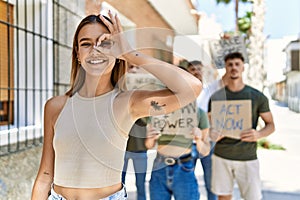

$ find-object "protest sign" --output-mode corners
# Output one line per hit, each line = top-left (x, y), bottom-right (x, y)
(125, 73), (164, 90)
(209, 36), (248, 69)
(151, 101), (198, 139)
(211, 100), (252, 139)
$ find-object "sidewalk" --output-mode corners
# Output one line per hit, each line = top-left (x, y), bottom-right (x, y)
(257, 100), (300, 200)
(125, 100), (300, 200)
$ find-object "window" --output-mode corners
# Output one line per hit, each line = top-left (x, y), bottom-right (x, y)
(0, 1), (14, 125)
(291, 50), (300, 71)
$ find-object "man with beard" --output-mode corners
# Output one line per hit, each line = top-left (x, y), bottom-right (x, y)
(208, 52), (275, 200)
(187, 61), (217, 200)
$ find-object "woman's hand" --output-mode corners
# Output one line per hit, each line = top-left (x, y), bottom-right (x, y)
(99, 11), (133, 59)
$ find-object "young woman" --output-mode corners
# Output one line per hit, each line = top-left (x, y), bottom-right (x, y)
(31, 12), (201, 200)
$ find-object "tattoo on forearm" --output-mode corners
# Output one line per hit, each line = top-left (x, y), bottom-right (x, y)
(151, 101), (166, 111)
(43, 171), (50, 175)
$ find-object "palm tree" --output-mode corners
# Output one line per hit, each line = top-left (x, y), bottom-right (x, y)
(215, 0), (267, 91)
(216, 0), (250, 34)
(238, 11), (252, 36)
(246, 0), (266, 91)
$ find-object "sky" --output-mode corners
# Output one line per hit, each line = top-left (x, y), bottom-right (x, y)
(195, 0), (300, 39)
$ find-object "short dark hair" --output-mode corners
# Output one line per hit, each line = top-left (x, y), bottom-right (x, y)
(224, 52), (244, 62)
(187, 60), (203, 68)
(178, 66), (188, 71)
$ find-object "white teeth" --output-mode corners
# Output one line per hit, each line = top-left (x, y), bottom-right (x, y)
(89, 60), (105, 64)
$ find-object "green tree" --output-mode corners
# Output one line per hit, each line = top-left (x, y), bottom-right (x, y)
(216, 0), (267, 92)
(216, 0), (250, 34)
(238, 11), (252, 35)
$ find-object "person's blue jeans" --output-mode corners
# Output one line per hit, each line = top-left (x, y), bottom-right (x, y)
(48, 184), (127, 200)
(122, 151), (147, 200)
(149, 153), (199, 200)
(192, 142), (217, 200)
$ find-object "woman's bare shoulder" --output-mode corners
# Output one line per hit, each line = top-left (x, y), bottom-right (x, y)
(44, 95), (69, 117)
(46, 95), (69, 108)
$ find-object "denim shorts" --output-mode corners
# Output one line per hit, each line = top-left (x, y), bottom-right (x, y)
(48, 184), (127, 200)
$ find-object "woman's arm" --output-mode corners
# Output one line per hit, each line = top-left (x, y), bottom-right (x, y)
(125, 52), (202, 119)
(32, 100), (55, 199)
(100, 13), (202, 121)
(32, 96), (66, 199)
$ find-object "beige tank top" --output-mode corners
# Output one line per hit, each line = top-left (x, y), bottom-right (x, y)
(53, 89), (131, 188)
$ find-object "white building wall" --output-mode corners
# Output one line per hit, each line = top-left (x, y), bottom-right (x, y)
(287, 72), (300, 112)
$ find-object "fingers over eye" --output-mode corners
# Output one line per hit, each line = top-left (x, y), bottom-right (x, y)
(114, 14), (123, 32)
(108, 11), (119, 32)
(108, 10), (115, 23)
(100, 15), (112, 32)
(97, 34), (111, 46)
(99, 14), (114, 33)
(99, 11), (123, 36)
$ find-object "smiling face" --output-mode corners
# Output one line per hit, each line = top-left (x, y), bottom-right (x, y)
(77, 23), (115, 76)
(225, 58), (244, 80)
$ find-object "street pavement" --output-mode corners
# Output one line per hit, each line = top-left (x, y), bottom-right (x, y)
(124, 100), (300, 200)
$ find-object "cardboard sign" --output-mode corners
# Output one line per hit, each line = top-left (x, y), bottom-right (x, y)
(211, 100), (252, 139)
(209, 36), (248, 69)
(125, 73), (164, 90)
(151, 101), (198, 138)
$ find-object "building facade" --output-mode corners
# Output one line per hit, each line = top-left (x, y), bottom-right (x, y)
(0, 0), (85, 156)
(284, 38), (300, 112)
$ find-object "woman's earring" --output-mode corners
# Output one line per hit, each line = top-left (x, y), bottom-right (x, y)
(116, 58), (121, 63)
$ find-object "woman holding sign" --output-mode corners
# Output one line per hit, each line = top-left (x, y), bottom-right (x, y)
(31, 12), (201, 200)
